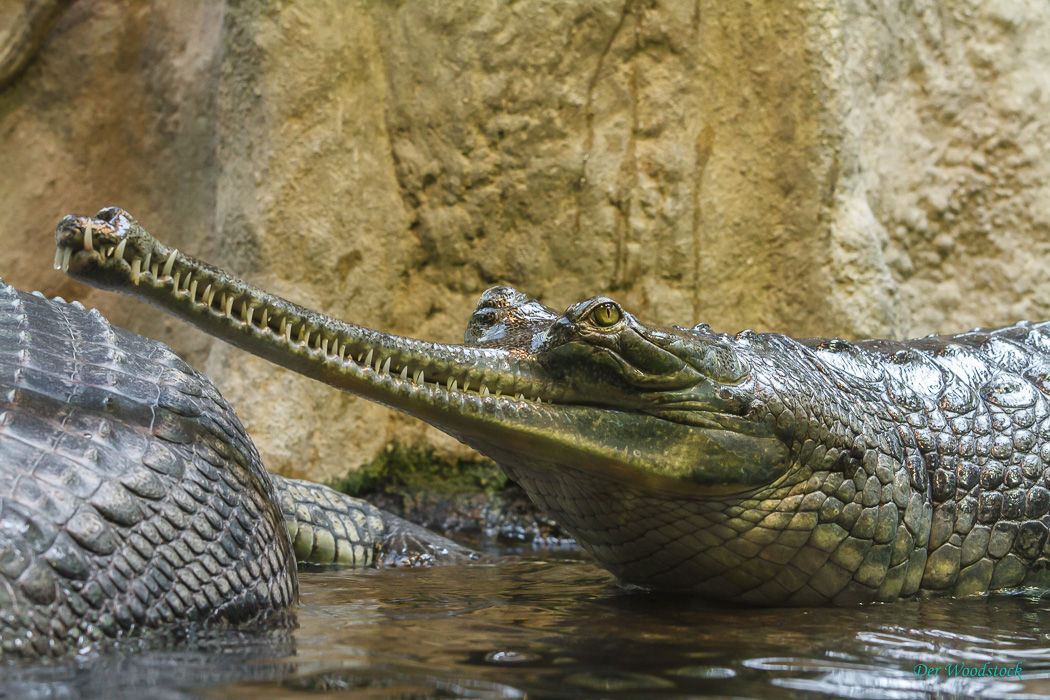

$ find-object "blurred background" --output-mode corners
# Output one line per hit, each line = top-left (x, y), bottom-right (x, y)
(3, 0), (1050, 482)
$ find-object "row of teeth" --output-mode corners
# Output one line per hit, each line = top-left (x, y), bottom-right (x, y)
(55, 233), (547, 404)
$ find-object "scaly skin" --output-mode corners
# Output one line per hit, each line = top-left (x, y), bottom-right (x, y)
(55, 208), (1050, 604)
(0, 280), (295, 658)
(0, 278), (469, 658)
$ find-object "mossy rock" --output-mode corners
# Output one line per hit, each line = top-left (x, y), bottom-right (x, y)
(327, 443), (572, 547)
(327, 443), (508, 497)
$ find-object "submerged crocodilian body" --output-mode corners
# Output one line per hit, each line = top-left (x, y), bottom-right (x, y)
(56, 208), (1050, 606)
(0, 277), (466, 659)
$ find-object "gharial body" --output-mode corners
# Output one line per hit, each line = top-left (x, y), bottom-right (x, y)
(0, 276), (466, 659)
(50, 207), (1050, 609)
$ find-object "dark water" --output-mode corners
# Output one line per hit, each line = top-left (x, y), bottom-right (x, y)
(5, 551), (1050, 698)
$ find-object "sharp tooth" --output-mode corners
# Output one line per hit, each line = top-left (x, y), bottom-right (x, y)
(243, 303), (253, 325)
(143, 251), (152, 271)
(131, 258), (142, 283)
(224, 294), (234, 317)
(414, 370), (424, 384)
(114, 238), (128, 260)
(494, 388), (502, 397)
(183, 272), (192, 291)
(481, 384), (489, 396)
(61, 247), (71, 272)
(303, 329), (312, 346)
(162, 250), (178, 277)
(53, 248), (62, 270)
(364, 349), (373, 367)
(515, 393), (524, 401)
(381, 357), (391, 374)
(260, 308), (269, 329)
(189, 279), (198, 301)
(151, 263), (159, 278)
(283, 322), (292, 341)
(338, 344), (347, 361)
(448, 378), (458, 392)
(315, 334), (322, 350)
(462, 380), (470, 393)
(279, 317), (287, 336)
(203, 284), (213, 306)
(172, 271), (181, 291)
(83, 221), (93, 251)
(399, 366), (408, 380)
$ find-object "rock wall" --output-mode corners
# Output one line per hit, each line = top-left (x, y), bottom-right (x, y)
(3, 0), (1050, 481)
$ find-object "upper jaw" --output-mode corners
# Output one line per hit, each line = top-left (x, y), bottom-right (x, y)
(55, 209), (171, 288)
(54, 209), (560, 409)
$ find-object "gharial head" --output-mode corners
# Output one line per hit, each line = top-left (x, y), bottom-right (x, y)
(56, 208), (828, 597)
(460, 284), (795, 490)
(55, 208), (792, 494)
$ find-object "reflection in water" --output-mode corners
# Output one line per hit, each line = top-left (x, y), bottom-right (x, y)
(0, 618), (299, 699)
(6, 552), (1050, 698)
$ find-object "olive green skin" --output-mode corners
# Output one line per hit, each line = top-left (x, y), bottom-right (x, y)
(53, 208), (1050, 605)
(462, 286), (1050, 603)
(478, 288), (1050, 603)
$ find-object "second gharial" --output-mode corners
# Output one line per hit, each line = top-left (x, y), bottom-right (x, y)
(56, 207), (1050, 605)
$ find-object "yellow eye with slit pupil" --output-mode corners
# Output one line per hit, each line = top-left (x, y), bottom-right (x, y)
(592, 303), (621, 327)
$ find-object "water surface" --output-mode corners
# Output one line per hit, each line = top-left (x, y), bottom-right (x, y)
(5, 551), (1050, 698)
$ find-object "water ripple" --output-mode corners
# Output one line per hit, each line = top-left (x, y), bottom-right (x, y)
(7, 556), (1050, 698)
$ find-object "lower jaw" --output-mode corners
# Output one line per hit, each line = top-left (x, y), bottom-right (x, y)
(489, 451), (742, 588)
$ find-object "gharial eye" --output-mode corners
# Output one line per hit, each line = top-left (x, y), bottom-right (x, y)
(591, 302), (622, 327)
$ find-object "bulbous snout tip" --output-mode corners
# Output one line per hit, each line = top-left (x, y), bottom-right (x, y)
(55, 207), (135, 249)
(465, 285), (560, 348)
(464, 286), (527, 343)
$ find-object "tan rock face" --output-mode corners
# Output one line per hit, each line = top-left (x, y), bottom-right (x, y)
(3, 1), (1050, 480)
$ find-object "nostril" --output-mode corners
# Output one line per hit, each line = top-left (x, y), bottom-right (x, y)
(55, 215), (90, 247)
(470, 308), (501, 327)
(474, 286), (523, 311)
(95, 207), (125, 223)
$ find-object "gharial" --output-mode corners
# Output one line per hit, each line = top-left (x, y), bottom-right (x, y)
(52, 207), (1050, 608)
(0, 272), (467, 660)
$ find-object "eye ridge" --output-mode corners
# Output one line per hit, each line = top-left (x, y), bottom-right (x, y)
(590, 302), (622, 328)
